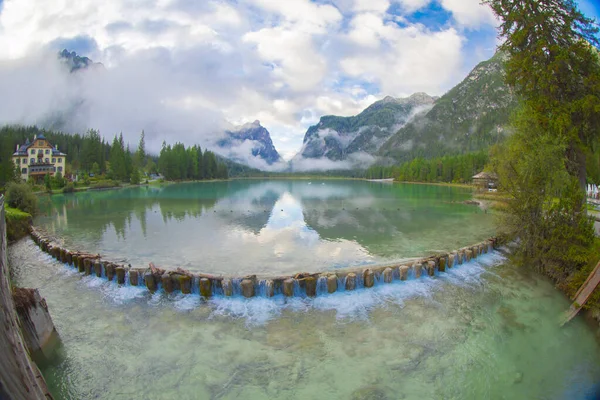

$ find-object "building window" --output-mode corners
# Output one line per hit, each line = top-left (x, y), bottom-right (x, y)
(45, 158), (49, 163)
(30, 158), (35, 164)
(58, 167), (63, 172)
(15, 159), (20, 164)
(52, 158), (56, 163)
(38, 141), (43, 146)
(22, 159), (27, 164)
(30, 149), (35, 155)
(58, 158), (62, 163)
(21, 168), (26, 174)
(45, 149), (49, 154)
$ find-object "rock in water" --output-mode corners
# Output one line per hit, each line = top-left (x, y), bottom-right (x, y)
(363, 269), (374, 288)
(241, 279), (255, 298)
(199, 278), (212, 297)
(327, 275), (337, 293)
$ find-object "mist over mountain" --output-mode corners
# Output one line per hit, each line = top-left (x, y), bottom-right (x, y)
(218, 120), (282, 165)
(58, 49), (103, 72)
(379, 52), (517, 163)
(291, 92), (437, 169)
(290, 52), (517, 171)
(3, 49), (517, 173)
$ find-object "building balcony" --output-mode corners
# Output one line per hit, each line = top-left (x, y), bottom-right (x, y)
(28, 165), (56, 175)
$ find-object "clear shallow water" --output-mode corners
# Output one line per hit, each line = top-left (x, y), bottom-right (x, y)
(9, 239), (600, 400)
(35, 180), (494, 275)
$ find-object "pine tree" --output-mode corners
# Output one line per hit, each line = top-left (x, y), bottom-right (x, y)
(483, 0), (600, 191)
(135, 130), (146, 169)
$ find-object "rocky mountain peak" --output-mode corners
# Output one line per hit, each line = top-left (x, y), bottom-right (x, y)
(218, 121), (281, 165)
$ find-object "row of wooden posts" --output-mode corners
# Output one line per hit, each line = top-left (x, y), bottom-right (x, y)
(29, 227), (499, 298)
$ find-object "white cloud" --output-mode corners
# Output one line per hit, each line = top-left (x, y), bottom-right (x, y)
(0, 0), (499, 168)
(440, 0), (498, 28)
(395, 0), (431, 13)
(353, 0), (390, 14)
(342, 21), (464, 95)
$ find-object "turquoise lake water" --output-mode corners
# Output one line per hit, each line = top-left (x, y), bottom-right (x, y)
(34, 180), (495, 275)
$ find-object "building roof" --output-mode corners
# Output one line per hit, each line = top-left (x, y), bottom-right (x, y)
(12, 135), (66, 157)
(472, 171), (498, 180)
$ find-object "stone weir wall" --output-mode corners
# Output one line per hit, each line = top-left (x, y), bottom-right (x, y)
(30, 225), (500, 299)
(0, 196), (53, 400)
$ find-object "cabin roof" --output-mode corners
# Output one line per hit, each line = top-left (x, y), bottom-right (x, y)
(472, 171), (498, 180)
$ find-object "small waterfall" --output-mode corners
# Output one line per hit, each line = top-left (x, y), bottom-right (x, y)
(337, 276), (346, 292)
(213, 279), (224, 296)
(257, 280), (267, 297)
(374, 271), (384, 286)
(356, 272), (364, 289)
(292, 279), (303, 297)
(316, 276), (328, 296)
(273, 280), (283, 296)
(231, 278), (242, 296)
(191, 276), (200, 295)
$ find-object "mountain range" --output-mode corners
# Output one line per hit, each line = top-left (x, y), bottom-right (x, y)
(48, 49), (517, 171)
(295, 92), (437, 164)
(295, 52), (516, 166)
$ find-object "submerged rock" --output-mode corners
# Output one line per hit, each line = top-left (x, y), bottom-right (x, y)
(514, 371), (523, 384)
(351, 385), (391, 400)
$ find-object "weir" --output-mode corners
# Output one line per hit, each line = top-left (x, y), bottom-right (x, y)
(28, 225), (500, 300)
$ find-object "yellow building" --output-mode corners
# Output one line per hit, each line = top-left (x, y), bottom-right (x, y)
(12, 134), (67, 183)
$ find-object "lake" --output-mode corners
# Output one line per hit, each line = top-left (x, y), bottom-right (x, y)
(34, 180), (495, 276)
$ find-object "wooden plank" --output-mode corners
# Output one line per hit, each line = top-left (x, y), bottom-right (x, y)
(562, 261), (600, 326)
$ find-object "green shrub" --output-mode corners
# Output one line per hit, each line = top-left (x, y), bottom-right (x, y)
(51, 172), (66, 189)
(5, 182), (38, 215)
(90, 180), (120, 190)
(5, 207), (31, 241)
(62, 182), (75, 193)
(130, 168), (141, 185)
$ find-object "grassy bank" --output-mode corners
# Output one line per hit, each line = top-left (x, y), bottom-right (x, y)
(5, 207), (31, 242)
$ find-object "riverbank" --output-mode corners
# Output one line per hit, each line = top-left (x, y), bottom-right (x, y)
(5, 206), (32, 242)
(0, 196), (53, 399)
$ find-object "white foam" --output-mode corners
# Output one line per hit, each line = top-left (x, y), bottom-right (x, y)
(173, 293), (202, 311)
(209, 296), (284, 326)
(58, 246), (507, 326)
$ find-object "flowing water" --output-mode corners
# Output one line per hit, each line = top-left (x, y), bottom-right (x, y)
(34, 180), (494, 275)
(9, 239), (600, 400)
(12, 180), (600, 399)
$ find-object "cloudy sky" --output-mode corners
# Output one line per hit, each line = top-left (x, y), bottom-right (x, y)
(0, 0), (598, 162)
